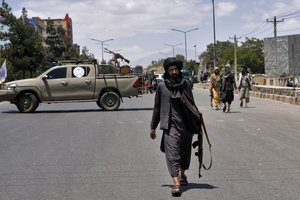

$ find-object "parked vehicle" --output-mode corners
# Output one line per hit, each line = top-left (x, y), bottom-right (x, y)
(0, 60), (140, 112)
(181, 69), (194, 89)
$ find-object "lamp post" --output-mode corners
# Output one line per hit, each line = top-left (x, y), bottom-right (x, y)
(91, 38), (114, 63)
(159, 52), (169, 58)
(212, 0), (216, 66)
(164, 43), (182, 57)
(193, 44), (197, 62)
(171, 28), (199, 61)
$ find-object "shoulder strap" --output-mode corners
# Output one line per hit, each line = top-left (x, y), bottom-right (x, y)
(200, 115), (212, 170)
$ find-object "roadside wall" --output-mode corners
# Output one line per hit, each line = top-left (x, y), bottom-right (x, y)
(194, 83), (300, 106)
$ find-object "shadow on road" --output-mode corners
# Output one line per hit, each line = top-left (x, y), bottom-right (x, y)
(1, 107), (153, 114)
(162, 182), (218, 193)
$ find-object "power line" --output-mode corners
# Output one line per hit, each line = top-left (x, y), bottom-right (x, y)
(240, 21), (268, 38)
(278, 9), (300, 18)
(252, 25), (274, 37)
(278, 27), (300, 33)
(282, 13), (300, 20)
(238, 10), (300, 39)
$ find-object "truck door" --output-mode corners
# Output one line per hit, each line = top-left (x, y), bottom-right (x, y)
(41, 67), (71, 101)
(68, 66), (95, 100)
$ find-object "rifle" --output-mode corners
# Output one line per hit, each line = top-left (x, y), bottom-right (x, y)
(192, 115), (212, 178)
(104, 48), (130, 64)
(180, 89), (212, 178)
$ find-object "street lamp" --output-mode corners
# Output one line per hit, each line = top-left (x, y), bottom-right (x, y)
(91, 38), (114, 63)
(212, 0), (216, 66)
(164, 43), (182, 57)
(159, 52), (169, 58)
(193, 44), (197, 62)
(171, 28), (199, 62)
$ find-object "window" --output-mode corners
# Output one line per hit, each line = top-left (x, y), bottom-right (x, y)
(47, 68), (67, 79)
(72, 66), (90, 78)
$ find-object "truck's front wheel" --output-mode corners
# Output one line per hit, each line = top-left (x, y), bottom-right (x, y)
(98, 92), (120, 111)
(16, 92), (39, 113)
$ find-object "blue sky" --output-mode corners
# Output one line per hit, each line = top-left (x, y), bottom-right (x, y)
(5, 0), (300, 66)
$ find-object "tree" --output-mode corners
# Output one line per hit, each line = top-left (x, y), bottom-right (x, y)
(1, 6), (46, 79)
(0, 0), (16, 41)
(237, 37), (264, 74)
(175, 54), (185, 63)
(80, 46), (94, 59)
(45, 18), (66, 61)
(183, 60), (198, 76)
(200, 38), (264, 74)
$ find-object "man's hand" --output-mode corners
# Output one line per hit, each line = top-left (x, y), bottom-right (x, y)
(150, 129), (156, 140)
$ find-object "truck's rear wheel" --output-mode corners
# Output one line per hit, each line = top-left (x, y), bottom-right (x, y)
(98, 92), (120, 111)
(16, 92), (39, 113)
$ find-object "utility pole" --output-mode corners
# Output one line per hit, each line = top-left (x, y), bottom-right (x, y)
(229, 34), (241, 80)
(267, 16), (284, 38)
(212, 0), (217, 66)
(266, 16), (284, 75)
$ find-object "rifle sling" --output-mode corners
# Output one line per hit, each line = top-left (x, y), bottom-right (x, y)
(200, 116), (212, 170)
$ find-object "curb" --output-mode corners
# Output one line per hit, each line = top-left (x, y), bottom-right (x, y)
(194, 83), (299, 106)
(250, 91), (299, 105)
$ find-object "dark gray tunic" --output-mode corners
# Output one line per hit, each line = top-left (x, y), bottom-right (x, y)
(163, 92), (193, 177)
(151, 80), (194, 177)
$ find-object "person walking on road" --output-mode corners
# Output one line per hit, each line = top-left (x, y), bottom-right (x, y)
(209, 66), (221, 110)
(149, 57), (196, 197)
(237, 65), (252, 108)
(221, 64), (237, 112)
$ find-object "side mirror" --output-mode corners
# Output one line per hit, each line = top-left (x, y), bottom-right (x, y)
(42, 75), (48, 80)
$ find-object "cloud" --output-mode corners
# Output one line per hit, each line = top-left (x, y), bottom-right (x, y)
(216, 2), (237, 17)
(11, 0), (212, 65)
(11, 0), (299, 66)
(18, 0), (209, 39)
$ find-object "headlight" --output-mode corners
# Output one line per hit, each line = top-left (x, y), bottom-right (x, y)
(7, 83), (18, 90)
(0, 84), (8, 90)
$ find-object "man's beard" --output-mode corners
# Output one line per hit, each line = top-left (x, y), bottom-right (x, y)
(170, 74), (181, 83)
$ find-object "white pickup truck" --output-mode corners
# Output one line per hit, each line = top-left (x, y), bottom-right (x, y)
(0, 60), (140, 112)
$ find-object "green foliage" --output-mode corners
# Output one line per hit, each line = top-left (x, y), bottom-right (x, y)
(80, 46), (94, 59)
(184, 60), (198, 76)
(45, 18), (66, 60)
(237, 37), (264, 74)
(146, 58), (164, 70)
(175, 54), (185, 62)
(1, 6), (46, 79)
(0, 1), (87, 81)
(201, 37), (264, 74)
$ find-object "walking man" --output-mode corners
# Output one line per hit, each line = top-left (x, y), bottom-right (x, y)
(221, 64), (237, 112)
(209, 66), (221, 110)
(149, 57), (196, 197)
(237, 65), (252, 107)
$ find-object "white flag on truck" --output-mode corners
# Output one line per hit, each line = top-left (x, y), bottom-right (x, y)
(0, 59), (7, 82)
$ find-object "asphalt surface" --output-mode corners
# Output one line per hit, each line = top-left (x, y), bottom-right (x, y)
(0, 89), (299, 200)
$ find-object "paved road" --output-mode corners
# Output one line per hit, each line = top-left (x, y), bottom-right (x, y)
(0, 89), (299, 200)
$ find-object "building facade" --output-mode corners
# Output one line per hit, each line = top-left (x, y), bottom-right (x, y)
(264, 34), (300, 76)
(29, 13), (73, 49)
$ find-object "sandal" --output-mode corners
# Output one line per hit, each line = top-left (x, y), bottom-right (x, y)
(171, 185), (181, 197)
(179, 175), (188, 186)
(240, 101), (243, 107)
(223, 104), (227, 112)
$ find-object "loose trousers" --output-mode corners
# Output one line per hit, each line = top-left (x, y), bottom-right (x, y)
(163, 126), (193, 177)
